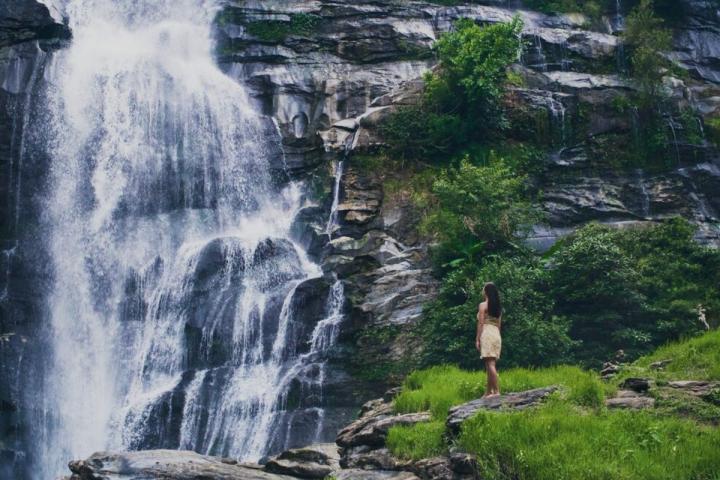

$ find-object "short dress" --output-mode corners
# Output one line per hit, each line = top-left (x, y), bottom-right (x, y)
(480, 316), (502, 359)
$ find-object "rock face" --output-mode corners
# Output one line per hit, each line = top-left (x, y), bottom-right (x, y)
(0, 2), (69, 478)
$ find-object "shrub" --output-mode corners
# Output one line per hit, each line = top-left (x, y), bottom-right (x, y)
(381, 17), (523, 162)
(422, 154), (540, 264)
(245, 13), (320, 42)
(548, 219), (720, 365)
(623, 0), (672, 104)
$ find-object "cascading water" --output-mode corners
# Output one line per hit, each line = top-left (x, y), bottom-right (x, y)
(34, 0), (342, 477)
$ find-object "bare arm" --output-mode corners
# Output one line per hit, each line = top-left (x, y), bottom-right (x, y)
(475, 303), (486, 351)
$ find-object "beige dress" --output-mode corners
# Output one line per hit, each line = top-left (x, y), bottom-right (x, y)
(480, 316), (502, 359)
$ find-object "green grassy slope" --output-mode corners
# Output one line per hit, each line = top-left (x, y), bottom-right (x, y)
(386, 330), (720, 479)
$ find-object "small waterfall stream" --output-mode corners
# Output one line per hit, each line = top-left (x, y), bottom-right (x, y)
(32, 0), (343, 477)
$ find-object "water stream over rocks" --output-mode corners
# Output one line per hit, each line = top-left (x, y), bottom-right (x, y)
(30, 0), (342, 477)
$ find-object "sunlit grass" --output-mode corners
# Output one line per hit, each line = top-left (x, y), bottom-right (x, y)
(388, 331), (720, 473)
(616, 329), (720, 383)
(460, 400), (720, 480)
(394, 364), (609, 419)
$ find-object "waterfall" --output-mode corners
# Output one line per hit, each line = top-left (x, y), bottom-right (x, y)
(33, 0), (342, 477)
(326, 160), (345, 237)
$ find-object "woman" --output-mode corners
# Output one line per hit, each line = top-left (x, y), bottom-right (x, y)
(475, 282), (502, 398)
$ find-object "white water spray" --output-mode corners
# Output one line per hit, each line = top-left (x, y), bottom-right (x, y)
(36, 0), (341, 477)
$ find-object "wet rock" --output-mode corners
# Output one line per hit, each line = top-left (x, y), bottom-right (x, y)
(264, 443), (340, 479)
(446, 387), (558, 435)
(290, 205), (329, 261)
(67, 450), (294, 480)
(606, 390), (656, 409)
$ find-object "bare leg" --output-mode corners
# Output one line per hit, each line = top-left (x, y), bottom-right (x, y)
(486, 358), (500, 396)
(482, 358), (492, 398)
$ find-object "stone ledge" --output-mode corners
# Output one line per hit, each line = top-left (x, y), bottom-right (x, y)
(446, 386), (559, 435)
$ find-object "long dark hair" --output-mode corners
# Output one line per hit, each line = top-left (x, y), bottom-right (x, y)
(484, 282), (502, 318)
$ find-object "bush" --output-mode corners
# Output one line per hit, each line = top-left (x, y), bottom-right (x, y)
(381, 17), (523, 162)
(245, 13), (320, 42)
(422, 154), (540, 265)
(548, 219), (720, 365)
(624, 0), (672, 99)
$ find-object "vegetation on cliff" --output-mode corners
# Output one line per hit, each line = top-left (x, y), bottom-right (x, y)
(375, 12), (720, 371)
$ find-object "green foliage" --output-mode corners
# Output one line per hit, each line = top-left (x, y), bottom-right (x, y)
(459, 401), (720, 480)
(385, 421), (447, 460)
(549, 219), (720, 365)
(388, 332), (720, 476)
(706, 117), (720, 146)
(618, 329), (720, 383)
(245, 13), (320, 42)
(423, 154), (540, 262)
(623, 0), (672, 104)
(421, 255), (574, 370)
(381, 18), (523, 162)
(523, 0), (605, 18)
(422, 217), (720, 369)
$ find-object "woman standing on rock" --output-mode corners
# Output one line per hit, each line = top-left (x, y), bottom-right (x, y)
(476, 282), (502, 398)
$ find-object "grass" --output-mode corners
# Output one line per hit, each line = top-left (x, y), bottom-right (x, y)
(394, 364), (608, 419)
(385, 421), (447, 460)
(615, 329), (720, 384)
(459, 400), (720, 480)
(387, 331), (720, 471)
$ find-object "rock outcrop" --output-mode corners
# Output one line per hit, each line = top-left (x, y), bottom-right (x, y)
(446, 386), (559, 434)
(66, 450), (295, 480)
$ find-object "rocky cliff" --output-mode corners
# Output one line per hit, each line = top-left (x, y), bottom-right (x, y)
(213, 0), (720, 417)
(0, 1), (69, 477)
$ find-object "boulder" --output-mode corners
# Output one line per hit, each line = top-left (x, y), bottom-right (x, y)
(620, 377), (651, 393)
(446, 387), (558, 435)
(668, 380), (720, 397)
(335, 470), (420, 480)
(649, 359), (673, 370)
(264, 443), (340, 479)
(605, 390), (656, 409)
(337, 410), (431, 448)
(341, 447), (412, 471)
(67, 450), (295, 480)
